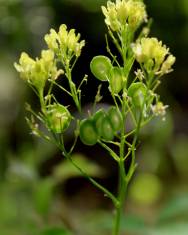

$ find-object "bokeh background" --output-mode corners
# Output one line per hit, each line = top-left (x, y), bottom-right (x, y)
(0, 0), (188, 235)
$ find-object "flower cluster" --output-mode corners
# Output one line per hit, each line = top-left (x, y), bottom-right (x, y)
(14, 50), (59, 90)
(14, 23), (85, 93)
(132, 37), (175, 75)
(45, 24), (85, 64)
(102, 0), (147, 31)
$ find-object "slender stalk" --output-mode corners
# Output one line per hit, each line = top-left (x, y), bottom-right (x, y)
(59, 142), (119, 207)
(98, 140), (119, 162)
(39, 89), (46, 114)
(66, 153), (118, 205)
(65, 65), (81, 112)
(113, 100), (127, 235)
(127, 83), (152, 182)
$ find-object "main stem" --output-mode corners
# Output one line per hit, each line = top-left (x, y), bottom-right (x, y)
(113, 104), (127, 235)
(113, 160), (127, 235)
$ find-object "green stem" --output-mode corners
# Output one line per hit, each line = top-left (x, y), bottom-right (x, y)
(126, 117), (142, 182)
(109, 30), (123, 57)
(39, 89), (46, 114)
(113, 101), (127, 235)
(59, 142), (118, 206)
(127, 84), (151, 182)
(67, 153), (118, 205)
(113, 160), (127, 235)
(98, 140), (119, 162)
(66, 66), (81, 112)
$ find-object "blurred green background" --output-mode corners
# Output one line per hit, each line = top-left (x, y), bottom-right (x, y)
(0, 0), (188, 235)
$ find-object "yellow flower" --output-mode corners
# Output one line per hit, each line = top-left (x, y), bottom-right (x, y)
(160, 55), (176, 75)
(132, 37), (175, 74)
(102, 1), (120, 31)
(133, 37), (174, 71)
(44, 24), (85, 62)
(40, 50), (59, 79)
(44, 29), (59, 51)
(127, 0), (147, 29)
(59, 24), (68, 45)
(14, 52), (35, 81)
(102, 0), (147, 32)
(14, 49), (59, 89)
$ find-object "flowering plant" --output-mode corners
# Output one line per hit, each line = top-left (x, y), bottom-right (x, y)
(14, 0), (175, 234)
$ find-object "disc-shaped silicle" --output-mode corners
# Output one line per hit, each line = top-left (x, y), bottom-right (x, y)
(109, 67), (124, 94)
(101, 116), (114, 141)
(127, 82), (147, 107)
(47, 104), (71, 133)
(107, 106), (122, 132)
(90, 55), (112, 81)
(79, 119), (99, 146)
(93, 109), (106, 137)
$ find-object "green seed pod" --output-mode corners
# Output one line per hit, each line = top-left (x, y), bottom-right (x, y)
(107, 106), (122, 132)
(79, 119), (98, 146)
(127, 82), (147, 107)
(109, 67), (124, 94)
(90, 55), (112, 81)
(93, 109), (106, 137)
(47, 104), (71, 133)
(101, 116), (114, 141)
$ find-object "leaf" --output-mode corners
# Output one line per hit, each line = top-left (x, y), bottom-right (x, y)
(53, 153), (104, 183)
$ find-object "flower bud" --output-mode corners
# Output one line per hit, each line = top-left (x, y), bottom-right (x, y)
(44, 29), (59, 52)
(14, 52), (35, 81)
(160, 55), (176, 74)
(44, 24), (85, 61)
